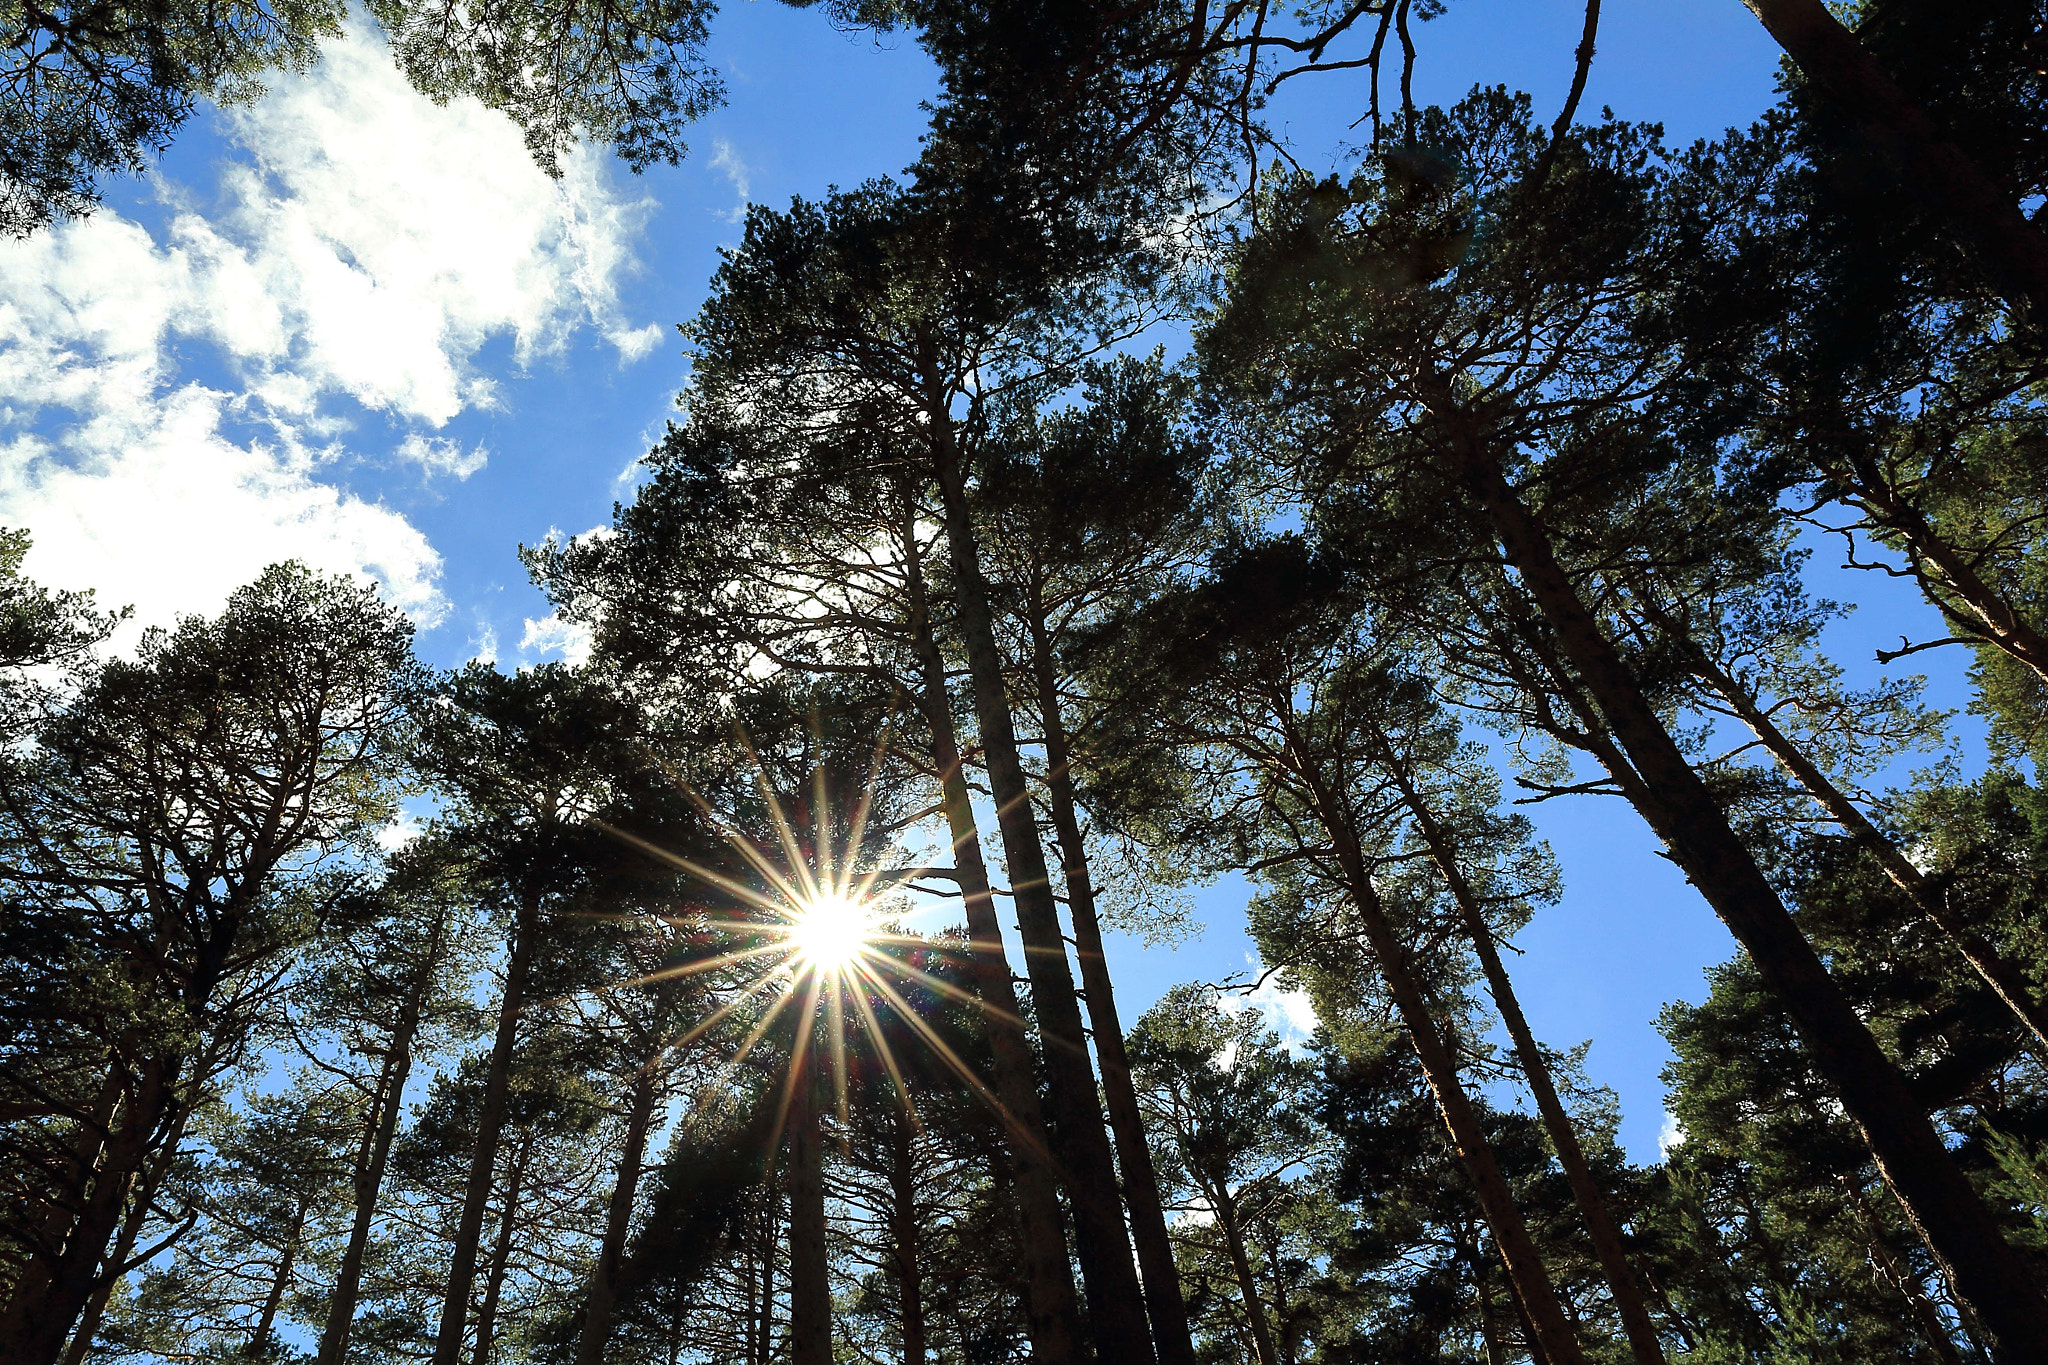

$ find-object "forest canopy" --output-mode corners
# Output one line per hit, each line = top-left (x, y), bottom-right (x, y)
(4, 1), (2048, 1365)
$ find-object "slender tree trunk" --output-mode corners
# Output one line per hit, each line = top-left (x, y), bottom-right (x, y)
(1291, 745), (1587, 1365)
(246, 1204), (308, 1360)
(6, 1068), (124, 1316)
(432, 896), (540, 1365)
(1451, 434), (2048, 1360)
(1833, 453), (2048, 688)
(58, 1169), (154, 1365)
(886, 1118), (928, 1365)
(576, 1061), (662, 1365)
(787, 1077), (832, 1365)
(1675, 632), (2048, 1060)
(1261, 1221), (1295, 1365)
(467, 1148), (525, 1365)
(1209, 1183), (1279, 1365)
(1365, 723), (1666, 1365)
(754, 1195), (779, 1365)
(2, 1057), (177, 1365)
(1501, 1264), (1555, 1365)
(924, 399), (1155, 1365)
(1738, 0), (2048, 327)
(319, 900), (448, 1365)
(1841, 1179), (1966, 1365)
(1468, 1234), (1507, 1365)
(901, 501), (1086, 1365)
(1022, 600), (1199, 1365)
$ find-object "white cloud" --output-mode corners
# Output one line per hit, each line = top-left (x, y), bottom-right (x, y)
(470, 620), (500, 666)
(396, 433), (487, 481)
(1223, 966), (1321, 1051)
(708, 138), (752, 225)
(377, 809), (426, 851)
(520, 611), (594, 667)
(1658, 1110), (1685, 1157)
(0, 20), (664, 637)
(0, 386), (444, 641)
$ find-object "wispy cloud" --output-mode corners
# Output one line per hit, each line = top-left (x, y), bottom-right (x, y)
(709, 137), (753, 224)
(0, 21), (663, 637)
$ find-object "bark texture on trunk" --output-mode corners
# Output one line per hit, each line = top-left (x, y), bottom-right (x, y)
(902, 514), (1085, 1365)
(1740, 0), (2048, 325)
(926, 416), (1154, 1365)
(1367, 726), (1666, 1365)
(431, 899), (540, 1365)
(1456, 439), (2048, 1360)
(787, 1079), (832, 1365)
(575, 1063), (662, 1365)
(1023, 603), (1199, 1365)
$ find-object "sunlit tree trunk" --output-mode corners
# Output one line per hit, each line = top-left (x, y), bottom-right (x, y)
(432, 891), (541, 1365)
(924, 383), (1155, 1365)
(1022, 597), (1199, 1365)
(901, 496), (1085, 1365)
(1450, 431), (2048, 1360)
(1207, 1182), (1278, 1365)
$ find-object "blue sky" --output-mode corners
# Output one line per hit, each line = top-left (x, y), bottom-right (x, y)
(0, 0), (1971, 1160)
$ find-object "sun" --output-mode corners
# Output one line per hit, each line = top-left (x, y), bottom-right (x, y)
(786, 890), (874, 973)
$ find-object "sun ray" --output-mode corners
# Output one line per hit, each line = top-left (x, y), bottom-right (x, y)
(854, 963), (1053, 1165)
(765, 972), (826, 1161)
(843, 968), (920, 1132)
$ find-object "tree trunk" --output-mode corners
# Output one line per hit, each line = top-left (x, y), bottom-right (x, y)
(432, 898), (540, 1365)
(6, 1068), (124, 1317)
(901, 500), (1086, 1365)
(886, 1117), (928, 1365)
(787, 1077), (832, 1365)
(57, 1163), (154, 1365)
(0, 1056), (177, 1365)
(1261, 1221), (1295, 1365)
(925, 402), (1155, 1365)
(319, 898), (449, 1365)
(1453, 435), (2048, 1361)
(1832, 451), (2048, 690)
(1365, 721), (1667, 1365)
(1209, 1183), (1279, 1365)
(246, 1203), (307, 1360)
(468, 1142), (528, 1365)
(1292, 746), (1587, 1365)
(1738, 0), (2048, 326)
(1674, 628), (2048, 1061)
(1023, 599), (1199, 1365)
(576, 1061), (662, 1365)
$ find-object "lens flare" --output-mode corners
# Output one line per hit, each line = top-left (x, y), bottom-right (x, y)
(787, 890), (873, 972)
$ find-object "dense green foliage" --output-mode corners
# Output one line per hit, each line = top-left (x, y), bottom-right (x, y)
(5, 0), (2048, 1364)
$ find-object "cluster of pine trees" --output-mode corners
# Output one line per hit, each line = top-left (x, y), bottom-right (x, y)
(6, 0), (2048, 1362)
